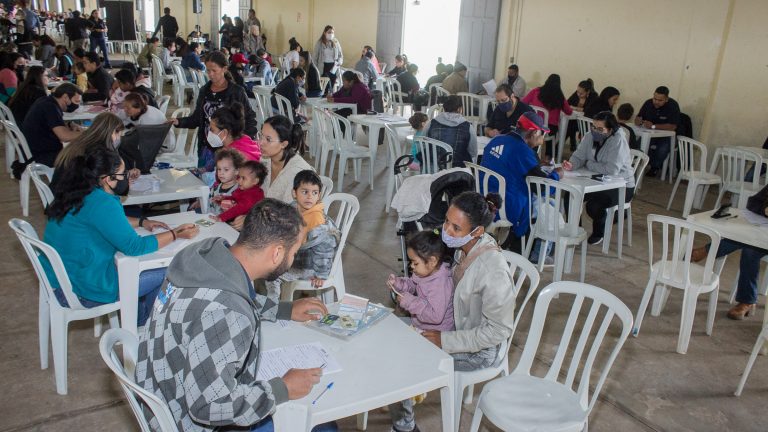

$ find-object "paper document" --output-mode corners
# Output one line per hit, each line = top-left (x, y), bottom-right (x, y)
(331, 294), (369, 331)
(742, 210), (768, 226)
(256, 342), (342, 381)
(482, 79), (497, 96)
(131, 175), (161, 193)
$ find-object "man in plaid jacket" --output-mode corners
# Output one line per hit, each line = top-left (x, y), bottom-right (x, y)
(135, 199), (332, 431)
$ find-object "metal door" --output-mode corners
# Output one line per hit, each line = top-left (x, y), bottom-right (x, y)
(376, 0), (405, 71)
(456, 0), (501, 92)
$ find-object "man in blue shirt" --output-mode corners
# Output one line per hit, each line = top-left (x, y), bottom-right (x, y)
(635, 86), (680, 177)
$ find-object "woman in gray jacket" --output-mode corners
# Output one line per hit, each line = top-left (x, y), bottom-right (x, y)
(312, 25), (343, 92)
(562, 110), (635, 245)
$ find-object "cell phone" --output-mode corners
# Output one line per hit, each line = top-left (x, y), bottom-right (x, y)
(712, 203), (731, 219)
(320, 314), (339, 325)
(195, 219), (215, 227)
(591, 174), (604, 181)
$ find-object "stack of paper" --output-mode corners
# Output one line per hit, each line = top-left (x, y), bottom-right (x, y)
(256, 342), (342, 381)
(331, 294), (369, 331)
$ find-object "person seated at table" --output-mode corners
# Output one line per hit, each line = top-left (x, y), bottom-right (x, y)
(0, 51), (25, 103)
(327, 69), (372, 117)
(172, 50), (258, 170)
(52, 45), (74, 80)
(481, 111), (562, 252)
(392, 191), (516, 432)
(426, 95), (476, 168)
(397, 63), (428, 110)
(136, 199), (337, 432)
(691, 185), (768, 320)
(112, 69), (157, 112)
(634, 85), (680, 177)
(299, 50), (323, 97)
(501, 63), (527, 98)
(8, 65), (47, 124)
(201, 147), (244, 215)
(31, 34), (55, 68)
(71, 47), (87, 64)
(567, 78), (597, 113)
(522, 73), (573, 158)
(387, 54), (408, 77)
(363, 45), (382, 74)
(137, 36), (160, 69)
(159, 38), (175, 73)
(424, 62), (448, 103)
(282, 37), (301, 77)
(22, 82), (83, 168)
(45, 146), (199, 326)
(180, 41), (205, 73)
(355, 48), (378, 89)
(562, 111), (635, 246)
(745, 135), (768, 181)
(616, 103), (639, 150)
(82, 51), (114, 103)
(212, 160), (266, 223)
(228, 52), (254, 98)
(267, 170), (340, 297)
(207, 103), (262, 168)
(584, 86), (620, 118)
(484, 83), (533, 138)
(440, 61), (469, 95)
(72, 61), (88, 92)
(272, 67), (306, 122)
(248, 49), (274, 86)
(255, 115), (314, 205)
(122, 92), (175, 152)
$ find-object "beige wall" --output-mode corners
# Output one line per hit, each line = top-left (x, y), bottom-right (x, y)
(496, 0), (768, 151)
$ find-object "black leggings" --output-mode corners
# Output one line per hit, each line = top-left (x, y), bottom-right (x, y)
(585, 187), (635, 236)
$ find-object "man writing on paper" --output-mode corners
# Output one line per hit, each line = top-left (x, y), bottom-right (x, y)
(136, 199), (337, 432)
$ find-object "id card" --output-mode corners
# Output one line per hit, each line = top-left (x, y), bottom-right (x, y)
(196, 219), (215, 227)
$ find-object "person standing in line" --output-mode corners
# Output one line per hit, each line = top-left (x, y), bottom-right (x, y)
(87, 9), (111, 68)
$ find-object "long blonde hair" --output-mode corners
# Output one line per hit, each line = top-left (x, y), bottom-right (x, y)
(55, 112), (125, 169)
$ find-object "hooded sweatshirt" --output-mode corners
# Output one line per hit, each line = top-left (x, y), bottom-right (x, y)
(135, 238), (294, 432)
(393, 262), (455, 331)
(427, 111), (477, 167)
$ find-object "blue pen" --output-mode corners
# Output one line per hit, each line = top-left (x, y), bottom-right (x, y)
(312, 382), (334, 405)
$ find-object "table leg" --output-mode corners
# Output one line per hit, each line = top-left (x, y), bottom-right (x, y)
(368, 125), (382, 188)
(437, 358), (455, 432)
(273, 403), (311, 432)
(198, 186), (210, 214)
(640, 134), (651, 154)
(116, 257), (140, 337)
(664, 136), (677, 184)
(556, 115), (569, 163)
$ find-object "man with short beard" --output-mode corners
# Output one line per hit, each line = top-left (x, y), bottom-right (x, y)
(136, 199), (333, 431)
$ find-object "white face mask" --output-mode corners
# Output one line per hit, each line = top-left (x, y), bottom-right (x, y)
(441, 226), (479, 249)
(207, 130), (225, 148)
(326, 32), (335, 40)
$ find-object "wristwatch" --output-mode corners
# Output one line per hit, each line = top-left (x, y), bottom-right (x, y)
(651, 124), (656, 130)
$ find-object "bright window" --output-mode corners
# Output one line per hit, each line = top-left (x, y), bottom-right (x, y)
(220, 0), (239, 26)
(401, 0), (462, 87)
(142, 0), (156, 34)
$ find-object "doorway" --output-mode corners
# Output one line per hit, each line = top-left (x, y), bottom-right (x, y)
(220, 0), (239, 25)
(401, 0), (462, 87)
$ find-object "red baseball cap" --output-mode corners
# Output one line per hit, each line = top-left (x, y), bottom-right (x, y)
(517, 111), (550, 133)
(231, 53), (248, 65)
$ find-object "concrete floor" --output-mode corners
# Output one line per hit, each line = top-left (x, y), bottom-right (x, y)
(1, 119), (767, 432)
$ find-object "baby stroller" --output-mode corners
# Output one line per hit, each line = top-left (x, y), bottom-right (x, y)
(390, 165), (474, 276)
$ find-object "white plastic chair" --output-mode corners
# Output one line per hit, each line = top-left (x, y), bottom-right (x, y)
(469, 281), (634, 432)
(457, 92), (482, 132)
(412, 136), (453, 174)
(524, 177), (587, 282)
(150, 54), (174, 97)
(281, 193), (360, 304)
(715, 147), (763, 210)
(465, 162), (512, 245)
(5, 120), (38, 216)
(735, 323), (768, 396)
(633, 214), (721, 354)
(27, 163), (54, 210)
(9, 219), (121, 395)
(155, 108), (198, 168)
(319, 175), (334, 200)
(383, 122), (411, 212)
(427, 82), (443, 106)
(454, 251), (540, 431)
(666, 137), (721, 218)
(171, 63), (198, 107)
(249, 96), (267, 128)
(319, 76), (330, 95)
(434, 85), (450, 102)
(312, 108), (334, 176)
(532, 105), (557, 160)
(386, 79), (411, 116)
(0, 102), (16, 175)
(99, 329), (177, 432)
(273, 93), (294, 124)
(327, 113), (374, 191)
(425, 103), (443, 120)
(157, 95), (170, 116)
(601, 150), (649, 254)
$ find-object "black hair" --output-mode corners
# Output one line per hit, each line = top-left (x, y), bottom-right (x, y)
(289, 37), (301, 51)
(495, 83), (513, 97)
(655, 86), (670, 96)
(163, 7), (170, 13)
(8, 65), (45, 108)
(292, 169), (322, 190)
(407, 230), (452, 265)
(83, 51), (100, 65)
(123, 92), (148, 117)
(163, 38), (175, 49)
(364, 50), (373, 59)
(211, 103), (246, 137)
(508, 64), (519, 71)
(1, 52), (22, 69)
(236, 198), (306, 250)
(263, 115), (304, 163)
(443, 95), (462, 113)
(289, 67), (306, 79)
(538, 73), (565, 111)
(205, 50), (234, 81)
(341, 69), (360, 84)
(240, 160), (268, 186)
(73, 47), (85, 58)
(617, 103), (634, 121)
(407, 63), (418, 73)
(47, 146), (122, 221)
(189, 42), (200, 51)
(148, 37), (159, 44)
(598, 86), (620, 102)
(577, 78), (595, 94)
(214, 147), (246, 168)
(256, 48), (266, 57)
(33, 34), (56, 46)
(52, 82), (83, 98)
(593, 111), (620, 136)
(114, 69), (135, 85)
(450, 191), (499, 229)
(72, 61), (85, 74)
(409, 112), (428, 129)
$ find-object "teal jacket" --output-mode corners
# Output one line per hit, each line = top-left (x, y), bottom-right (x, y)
(44, 188), (159, 303)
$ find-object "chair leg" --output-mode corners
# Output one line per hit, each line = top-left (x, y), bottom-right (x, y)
(385, 173), (395, 213)
(626, 207), (633, 247)
(633, 273), (658, 337)
(602, 207), (614, 255)
(355, 412), (368, 430)
(108, 311), (120, 329)
(553, 243), (567, 282)
(468, 398), (485, 432)
(651, 284), (671, 316)
(714, 186), (726, 210)
(666, 176), (682, 211)
(706, 288), (718, 336)
(368, 156), (375, 190)
(681, 182), (697, 218)
(735, 327), (768, 396)
(677, 289), (698, 354)
(39, 294), (49, 370)
(580, 240), (587, 283)
(463, 383), (475, 404)
(336, 156), (346, 192)
(454, 382), (465, 432)
(93, 316), (103, 337)
(50, 311), (69, 395)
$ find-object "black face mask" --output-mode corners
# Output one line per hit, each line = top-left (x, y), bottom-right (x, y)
(15, 66), (24, 80)
(65, 96), (79, 112)
(110, 175), (130, 196)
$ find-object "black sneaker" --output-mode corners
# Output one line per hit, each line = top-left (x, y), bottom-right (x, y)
(588, 234), (603, 245)
(391, 426), (420, 432)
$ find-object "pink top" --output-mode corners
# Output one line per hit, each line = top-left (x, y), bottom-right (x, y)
(228, 135), (261, 162)
(393, 263), (455, 331)
(0, 68), (18, 90)
(521, 87), (573, 126)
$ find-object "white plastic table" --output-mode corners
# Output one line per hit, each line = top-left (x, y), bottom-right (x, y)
(303, 97), (358, 114)
(115, 211), (239, 336)
(267, 315), (454, 432)
(348, 113), (410, 186)
(561, 168), (628, 258)
(123, 168), (210, 213)
(476, 136), (491, 159)
(688, 209), (768, 329)
(556, 111), (584, 163)
(63, 104), (108, 121)
(629, 124), (677, 183)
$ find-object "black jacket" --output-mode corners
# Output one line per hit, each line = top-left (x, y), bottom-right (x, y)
(153, 14), (179, 38)
(83, 66), (114, 102)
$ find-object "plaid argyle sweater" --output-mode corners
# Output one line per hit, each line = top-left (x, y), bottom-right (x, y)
(135, 238), (294, 431)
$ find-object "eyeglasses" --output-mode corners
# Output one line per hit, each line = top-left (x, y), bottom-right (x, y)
(106, 172), (127, 180)
(256, 131), (278, 144)
(590, 124), (608, 133)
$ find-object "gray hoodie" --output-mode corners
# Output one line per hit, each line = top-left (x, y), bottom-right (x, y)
(569, 130), (636, 188)
(429, 111), (478, 162)
(135, 238), (294, 431)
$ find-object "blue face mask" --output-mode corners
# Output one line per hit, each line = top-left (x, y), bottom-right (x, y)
(497, 101), (512, 112)
(441, 226), (479, 249)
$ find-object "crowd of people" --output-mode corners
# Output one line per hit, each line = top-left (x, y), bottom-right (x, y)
(5, 4), (767, 432)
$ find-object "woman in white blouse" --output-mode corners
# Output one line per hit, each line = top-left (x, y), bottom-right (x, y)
(122, 92), (176, 152)
(312, 25), (343, 91)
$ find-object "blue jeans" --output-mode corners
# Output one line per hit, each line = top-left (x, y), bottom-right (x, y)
(648, 138), (671, 170)
(53, 268), (166, 326)
(711, 240), (768, 304)
(89, 36), (111, 67)
(250, 417), (338, 431)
